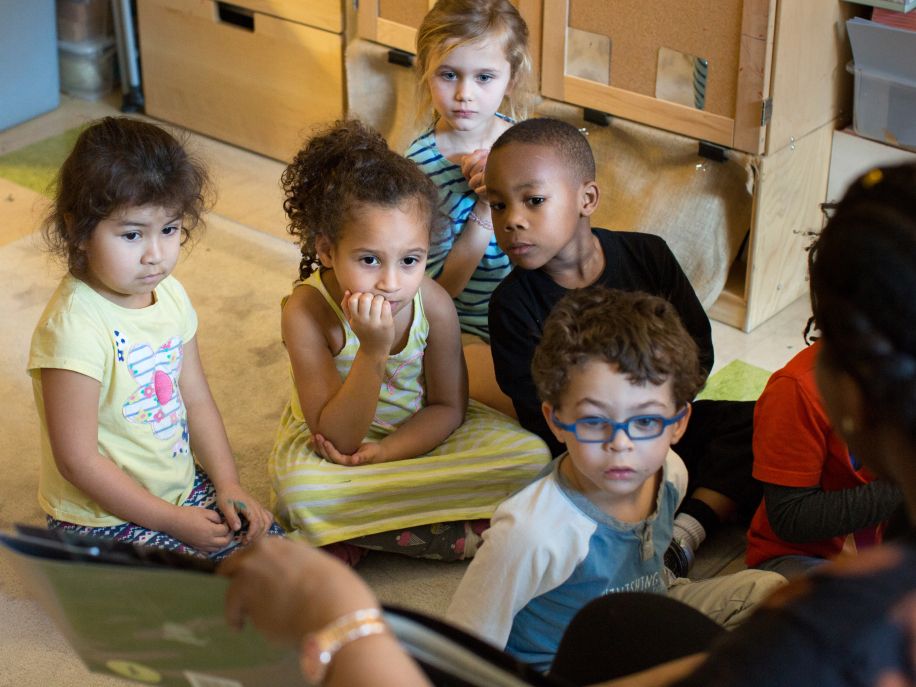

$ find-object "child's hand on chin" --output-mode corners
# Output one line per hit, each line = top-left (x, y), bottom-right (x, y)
(169, 506), (232, 553)
(342, 290), (395, 355)
(312, 433), (385, 466)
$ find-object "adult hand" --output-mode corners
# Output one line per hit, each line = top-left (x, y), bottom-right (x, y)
(216, 483), (275, 542)
(461, 149), (489, 197)
(220, 537), (381, 643)
(167, 505), (232, 553)
(313, 434), (386, 466)
(342, 290), (395, 357)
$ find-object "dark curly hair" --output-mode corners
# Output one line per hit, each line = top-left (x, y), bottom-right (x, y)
(491, 117), (595, 184)
(808, 162), (916, 440)
(532, 287), (705, 409)
(43, 116), (212, 277)
(281, 120), (442, 281)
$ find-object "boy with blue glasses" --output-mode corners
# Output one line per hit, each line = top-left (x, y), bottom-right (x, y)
(446, 287), (784, 673)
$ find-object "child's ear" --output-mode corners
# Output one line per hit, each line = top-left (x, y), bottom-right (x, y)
(315, 235), (334, 268)
(669, 403), (692, 445)
(578, 180), (600, 218)
(542, 402), (567, 446)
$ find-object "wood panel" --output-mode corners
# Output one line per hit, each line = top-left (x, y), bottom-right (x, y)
(732, 0), (775, 154)
(139, 0), (344, 162)
(567, 0), (743, 119)
(744, 121), (834, 330)
(765, 0), (860, 154)
(379, 0), (429, 28)
(225, 0), (343, 33)
(564, 75), (735, 147)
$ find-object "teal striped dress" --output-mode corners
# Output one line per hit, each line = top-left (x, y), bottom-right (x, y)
(405, 117), (514, 342)
(269, 271), (550, 546)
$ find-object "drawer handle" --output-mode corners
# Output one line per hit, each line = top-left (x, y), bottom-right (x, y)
(217, 2), (254, 31)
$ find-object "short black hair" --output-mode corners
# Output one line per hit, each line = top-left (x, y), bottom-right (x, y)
(491, 117), (596, 184)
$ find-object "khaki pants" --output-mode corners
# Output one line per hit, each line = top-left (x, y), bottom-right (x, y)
(667, 568), (786, 629)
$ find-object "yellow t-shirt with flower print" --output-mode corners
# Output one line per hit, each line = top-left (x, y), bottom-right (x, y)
(28, 274), (198, 526)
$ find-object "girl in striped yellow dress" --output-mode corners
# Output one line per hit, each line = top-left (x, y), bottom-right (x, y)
(269, 121), (549, 563)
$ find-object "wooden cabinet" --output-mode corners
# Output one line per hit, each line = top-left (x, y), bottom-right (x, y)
(138, 0), (346, 162)
(540, 0), (863, 330)
(541, 0), (858, 155)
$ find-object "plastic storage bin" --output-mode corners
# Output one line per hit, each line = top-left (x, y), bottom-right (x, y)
(847, 17), (916, 150)
(852, 68), (916, 149)
(58, 37), (116, 100)
(0, 1), (59, 131)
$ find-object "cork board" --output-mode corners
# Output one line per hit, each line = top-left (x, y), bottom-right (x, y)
(379, 0), (430, 29)
(568, 0), (743, 118)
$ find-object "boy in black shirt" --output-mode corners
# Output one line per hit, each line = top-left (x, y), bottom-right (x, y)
(486, 117), (760, 573)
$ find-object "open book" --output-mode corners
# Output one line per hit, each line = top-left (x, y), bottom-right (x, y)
(1, 525), (562, 687)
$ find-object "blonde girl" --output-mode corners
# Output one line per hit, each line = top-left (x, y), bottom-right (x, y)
(270, 120), (549, 562)
(29, 117), (279, 559)
(406, 0), (532, 416)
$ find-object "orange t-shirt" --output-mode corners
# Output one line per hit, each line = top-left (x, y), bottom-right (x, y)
(745, 342), (879, 567)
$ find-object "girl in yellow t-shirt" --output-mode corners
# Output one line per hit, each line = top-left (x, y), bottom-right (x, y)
(28, 117), (281, 559)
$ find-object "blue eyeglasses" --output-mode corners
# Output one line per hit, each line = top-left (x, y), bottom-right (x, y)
(551, 406), (688, 443)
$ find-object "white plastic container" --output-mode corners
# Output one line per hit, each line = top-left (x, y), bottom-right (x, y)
(58, 37), (116, 100)
(847, 17), (916, 150)
(852, 67), (916, 149)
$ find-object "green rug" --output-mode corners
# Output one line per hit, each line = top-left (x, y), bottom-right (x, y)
(0, 127), (83, 196)
(697, 359), (772, 402)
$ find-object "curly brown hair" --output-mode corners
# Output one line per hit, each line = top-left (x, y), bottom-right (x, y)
(532, 287), (705, 409)
(43, 116), (212, 277)
(281, 120), (442, 281)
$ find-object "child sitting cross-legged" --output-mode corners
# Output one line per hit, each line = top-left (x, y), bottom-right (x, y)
(269, 120), (550, 563)
(447, 287), (785, 673)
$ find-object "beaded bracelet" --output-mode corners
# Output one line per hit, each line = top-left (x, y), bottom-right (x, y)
(467, 210), (493, 231)
(300, 608), (387, 683)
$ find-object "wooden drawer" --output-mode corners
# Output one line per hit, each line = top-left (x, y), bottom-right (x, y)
(138, 0), (345, 161)
(224, 0), (343, 33)
(541, 0), (862, 155)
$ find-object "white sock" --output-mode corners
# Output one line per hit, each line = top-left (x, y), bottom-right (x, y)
(672, 513), (706, 553)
